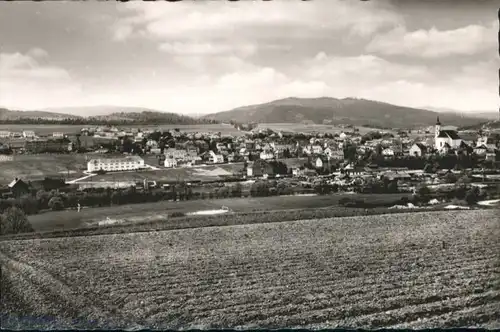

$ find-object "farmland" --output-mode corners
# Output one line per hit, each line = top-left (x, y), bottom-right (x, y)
(0, 124), (243, 136)
(83, 164), (245, 183)
(26, 193), (408, 232)
(254, 123), (396, 135)
(1, 210), (499, 329)
(0, 154), (88, 183)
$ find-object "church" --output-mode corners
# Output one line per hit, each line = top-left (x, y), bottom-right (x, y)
(434, 117), (462, 151)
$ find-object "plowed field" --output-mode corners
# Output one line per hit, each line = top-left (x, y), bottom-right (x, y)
(1, 210), (499, 329)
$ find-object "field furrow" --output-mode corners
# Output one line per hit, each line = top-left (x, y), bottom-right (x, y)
(1, 210), (499, 329)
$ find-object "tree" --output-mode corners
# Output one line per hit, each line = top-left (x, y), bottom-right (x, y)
(423, 163), (434, 173)
(387, 180), (399, 193)
(0, 207), (33, 235)
(444, 172), (458, 184)
(415, 185), (431, 203)
(48, 197), (65, 211)
(343, 144), (357, 162)
(250, 181), (270, 197)
(18, 195), (39, 215)
(465, 187), (480, 205)
(231, 182), (243, 197)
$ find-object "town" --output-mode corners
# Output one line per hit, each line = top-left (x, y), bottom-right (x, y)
(2, 1), (499, 330)
(0, 117), (499, 221)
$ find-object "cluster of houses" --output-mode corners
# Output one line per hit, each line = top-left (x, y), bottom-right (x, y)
(2, 118), (499, 177)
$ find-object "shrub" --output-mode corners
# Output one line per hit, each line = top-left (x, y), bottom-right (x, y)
(170, 212), (185, 218)
(465, 187), (480, 206)
(0, 207), (33, 235)
(415, 185), (431, 203)
(48, 197), (65, 211)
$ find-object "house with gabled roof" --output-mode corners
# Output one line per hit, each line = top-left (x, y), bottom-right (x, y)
(409, 143), (428, 157)
(8, 178), (30, 198)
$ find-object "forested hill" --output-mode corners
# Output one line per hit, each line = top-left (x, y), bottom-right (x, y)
(0, 108), (218, 125)
(203, 97), (488, 128)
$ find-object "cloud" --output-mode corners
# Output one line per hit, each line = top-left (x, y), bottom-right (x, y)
(27, 47), (49, 58)
(366, 20), (497, 58)
(112, 23), (133, 42)
(112, 0), (403, 44)
(159, 42), (257, 57)
(0, 50), (82, 109)
(304, 53), (432, 87)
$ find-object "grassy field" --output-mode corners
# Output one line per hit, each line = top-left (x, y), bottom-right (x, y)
(0, 154), (88, 183)
(0, 124), (243, 136)
(83, 163), (245, 183)
(254, 123), (396, 135)
(26, 193), (408, 232)
(0, 155), (247, 184)
(1, 209), (499, 329)
(79, 158), (308, 183)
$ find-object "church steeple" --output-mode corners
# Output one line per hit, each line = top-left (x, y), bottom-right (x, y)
(434, 116), (442, 149)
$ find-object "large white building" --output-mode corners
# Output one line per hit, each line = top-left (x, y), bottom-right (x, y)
(434, 117), (462, 150)
(87, 156), (145, 172)
(22, 130), (36, 138)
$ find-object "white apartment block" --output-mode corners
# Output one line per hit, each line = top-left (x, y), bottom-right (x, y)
(53, 132), (65, 138)
(87, 156), (145, 172)
(0, 131), (11, 138)
(22, 130), (36, 138)
(165, 148), (188, 160)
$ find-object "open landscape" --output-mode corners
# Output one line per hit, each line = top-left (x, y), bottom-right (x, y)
(1, 1), (499, 330)
(0, 124), (243, 136)
(1, 209), (499, 330)
(26, 193), (409, 232)
(251, 123), (396, 135)
(0, 154), (88, 183)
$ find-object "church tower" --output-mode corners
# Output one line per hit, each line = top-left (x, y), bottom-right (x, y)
(435, 116), (441, 149)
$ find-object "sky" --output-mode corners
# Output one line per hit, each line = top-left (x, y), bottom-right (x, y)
(0, 0), (498, 115)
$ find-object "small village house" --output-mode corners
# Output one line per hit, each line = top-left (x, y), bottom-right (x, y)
(409, 143), (428, 157)
(382, 148), (395, 157)
(247, 159), (274, 178)
(0, 131), (11, 138)
(164, 158), (178, 168)
(312, 145), (323, 155)
(8, 178), (30, 198)
(259, 149), (275, 160)
(208, 150), (224, 164)
(315, 157), (324, 169)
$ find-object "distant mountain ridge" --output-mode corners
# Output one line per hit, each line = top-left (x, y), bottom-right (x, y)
(41, 106), (162, 117)
(203, 97), (489, 128)
(0, 108), (82, 121)
(423, 106), (499, 120)
(0, 106), (216, 125)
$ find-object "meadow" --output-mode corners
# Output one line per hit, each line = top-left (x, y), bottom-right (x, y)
(254, 123), (396, 135)
(0, 155), (248, 184)
(26, 193), (408, 232)
(1, 209), (498, 329)
(83, 163), (245, 183)
(0, 124), (243, 136)
(0, 154), (88, 183)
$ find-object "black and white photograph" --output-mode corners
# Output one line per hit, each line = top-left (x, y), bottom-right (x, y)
(0, 0), (499, 330)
